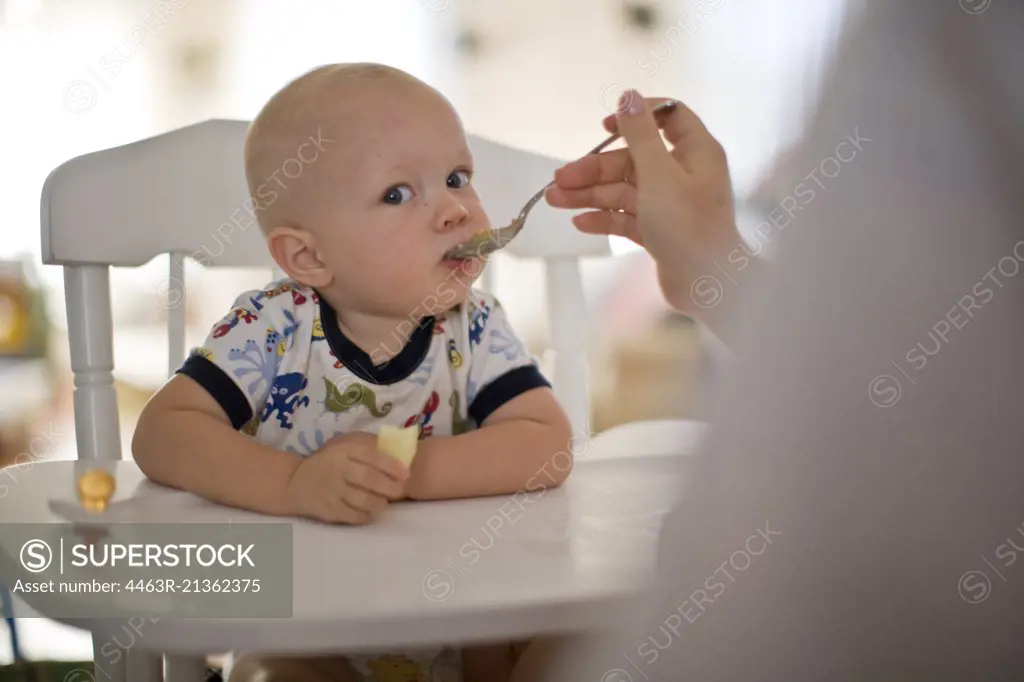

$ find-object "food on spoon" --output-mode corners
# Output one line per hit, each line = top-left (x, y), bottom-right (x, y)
(377, 424), (420, 466)
(446, 228), (494, 260)
(76, 468), (116, 513)
(464, 229), (494, 249)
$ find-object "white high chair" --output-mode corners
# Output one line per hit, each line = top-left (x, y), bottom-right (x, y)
(39, 119), (703, 679)
(41, 118), (606, 459)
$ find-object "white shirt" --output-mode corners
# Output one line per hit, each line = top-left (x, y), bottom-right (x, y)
(543, 3), (1024, 680)
(177, 281), (548, 454)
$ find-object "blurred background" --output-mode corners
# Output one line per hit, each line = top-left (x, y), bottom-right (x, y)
(0, 0), (851, 669)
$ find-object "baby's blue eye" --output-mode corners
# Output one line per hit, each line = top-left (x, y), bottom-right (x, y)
(447, 170), (471, 189)
(382, 185), (413, 205)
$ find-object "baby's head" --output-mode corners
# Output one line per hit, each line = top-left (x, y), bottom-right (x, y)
(244, 63), (490, 319)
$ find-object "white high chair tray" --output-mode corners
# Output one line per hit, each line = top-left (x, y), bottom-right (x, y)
(1, 454), (685, 654)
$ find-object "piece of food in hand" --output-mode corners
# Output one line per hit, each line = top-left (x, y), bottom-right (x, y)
(377, 425), (419, 466)
(76, 468), (116, 513)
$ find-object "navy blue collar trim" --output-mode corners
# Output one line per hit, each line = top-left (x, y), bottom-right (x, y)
(316, 291), (435, 385)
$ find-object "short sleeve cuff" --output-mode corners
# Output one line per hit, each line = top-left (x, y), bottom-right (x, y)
(176, 354), (254, 430)
(469, 364), (551, 425)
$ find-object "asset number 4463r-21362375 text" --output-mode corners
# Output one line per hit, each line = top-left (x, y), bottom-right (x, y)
(124, 578), (261, 593)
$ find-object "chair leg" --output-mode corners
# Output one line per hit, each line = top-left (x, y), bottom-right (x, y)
(128, 648), (164, 682)
(92, 632), (127, 682)
(165, 654), (207, 682)
(64, 264), (122, 461)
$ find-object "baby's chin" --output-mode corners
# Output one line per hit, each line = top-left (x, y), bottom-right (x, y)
(425, 281), (474, 315)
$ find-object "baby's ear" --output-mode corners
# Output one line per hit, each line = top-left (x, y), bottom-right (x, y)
(266, 226), (332, 287)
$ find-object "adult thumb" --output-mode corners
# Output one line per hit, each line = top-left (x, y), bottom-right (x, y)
(615, 89), (671, 174)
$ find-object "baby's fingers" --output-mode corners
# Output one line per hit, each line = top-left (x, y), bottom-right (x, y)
(351, 448), (411, 485)
(333, 499), (374, 525)
(341, 484), (390, 516)
(346, 460), (407, 500)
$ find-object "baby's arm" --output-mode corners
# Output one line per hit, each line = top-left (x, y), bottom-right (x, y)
(132, 292), (304, 515)
(132, 374), (300, 516)
(406, 296), (573, 501)
(406, 386), (572, 500)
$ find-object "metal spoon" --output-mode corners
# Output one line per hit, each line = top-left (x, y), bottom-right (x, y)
(445, 100), (680, 260)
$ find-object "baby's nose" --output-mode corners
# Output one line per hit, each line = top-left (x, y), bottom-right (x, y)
(437, 198), (470, 231)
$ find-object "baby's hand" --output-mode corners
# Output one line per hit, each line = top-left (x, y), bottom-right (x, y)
(286, 432), (410, 524)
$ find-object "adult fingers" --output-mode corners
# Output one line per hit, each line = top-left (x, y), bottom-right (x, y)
(551, 149), (634, 190)
(610, 90), (676, 179)
(658, 99), (727, 169)
(601, 94), (680, 133)
(546, 182), (638, 214)
(572, 210), (644, 247)
(604, 95), (722, 168)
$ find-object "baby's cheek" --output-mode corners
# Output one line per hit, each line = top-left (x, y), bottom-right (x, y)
(363, 248), (415, 279)
(465, 193), (491, 228)
(474, 211), (492, 233)
(332, 250), (403, 297)
(375, 251), (428, 295)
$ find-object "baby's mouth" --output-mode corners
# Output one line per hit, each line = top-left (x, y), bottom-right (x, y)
(441, 253), (478, 264)
(440, 257), (478, 274)
(443, 229), (496, 261)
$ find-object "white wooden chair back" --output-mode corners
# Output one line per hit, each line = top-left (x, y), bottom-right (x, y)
(41, 119), (608, 460)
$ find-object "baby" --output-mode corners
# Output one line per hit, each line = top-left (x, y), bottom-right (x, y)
(132, 63), (573, 682)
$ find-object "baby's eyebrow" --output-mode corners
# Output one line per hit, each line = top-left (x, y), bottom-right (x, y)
(376, 156), (473, 178)
(379, 160), (420, 177)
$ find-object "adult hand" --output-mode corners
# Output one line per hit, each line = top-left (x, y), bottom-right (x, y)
(546, 90), (742, 320)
